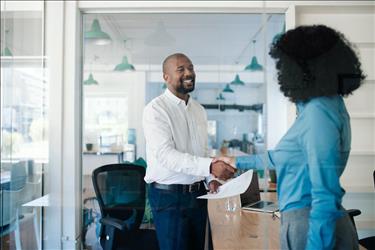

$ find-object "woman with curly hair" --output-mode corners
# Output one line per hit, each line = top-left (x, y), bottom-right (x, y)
(216, 25), (365, 249)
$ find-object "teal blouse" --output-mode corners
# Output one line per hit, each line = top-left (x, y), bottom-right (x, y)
(236, 96), (351, 250)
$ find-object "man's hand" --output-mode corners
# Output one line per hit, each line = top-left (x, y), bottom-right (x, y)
(210, 160), (236, 181)
(208, 180), (222, 193)
(212, 156), (236, 168)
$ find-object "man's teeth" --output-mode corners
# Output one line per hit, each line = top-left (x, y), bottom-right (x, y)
(184, 79), (193, 83)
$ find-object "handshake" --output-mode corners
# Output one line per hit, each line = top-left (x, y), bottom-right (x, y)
(209, 156), (236, 193)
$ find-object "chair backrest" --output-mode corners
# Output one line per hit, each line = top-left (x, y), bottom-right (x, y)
(0, 188), (23, 227)
(92, 163), (146, 229)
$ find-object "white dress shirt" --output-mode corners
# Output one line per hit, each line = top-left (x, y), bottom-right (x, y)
(143, 88), (212, 184)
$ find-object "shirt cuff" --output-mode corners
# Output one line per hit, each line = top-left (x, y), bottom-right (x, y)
(197, 157), (213, 177)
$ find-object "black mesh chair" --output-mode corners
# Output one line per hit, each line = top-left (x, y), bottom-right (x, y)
(92, 163), (159, 250)
(348, 170), (375, 250)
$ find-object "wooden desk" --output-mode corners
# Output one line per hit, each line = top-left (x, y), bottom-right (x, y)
(208, 193), (279, 250)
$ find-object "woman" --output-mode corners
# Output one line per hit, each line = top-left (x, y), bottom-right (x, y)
(218, 25), (365, 250)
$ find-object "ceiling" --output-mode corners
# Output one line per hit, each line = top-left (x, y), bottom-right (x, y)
(83, 13), (284, 67)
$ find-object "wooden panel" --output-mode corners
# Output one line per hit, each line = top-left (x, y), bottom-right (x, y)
(350, 119), (375, 152)
(341, 155), (375, 190)
(345, 82), (375, 115)
(358, 46), (375, 80)
(296, 6), (375, 43)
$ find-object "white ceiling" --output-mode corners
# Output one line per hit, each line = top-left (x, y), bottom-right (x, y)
(83, 13), (284, 66)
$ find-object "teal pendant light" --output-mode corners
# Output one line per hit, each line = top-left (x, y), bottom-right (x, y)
(272, 23), (286, 44)
(114, 56), (135, 71)
(1, 30), (13, 56)
(84, 73), (98, 85)
(85, 19), (112, 45)
(244, 40), (263, 71)
(230, 74), (245, 86)
(1, 46), (13, 56)
(222, 84), (234, 93)
(162, 83), (167, 90)
(216, 93), (225, 100)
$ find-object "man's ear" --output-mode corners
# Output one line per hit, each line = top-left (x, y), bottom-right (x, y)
(163, 73), (169, 82)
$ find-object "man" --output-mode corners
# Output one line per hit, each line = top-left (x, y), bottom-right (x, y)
(143, 53), (236, 250)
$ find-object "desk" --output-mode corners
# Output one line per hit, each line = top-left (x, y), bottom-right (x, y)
(23, 194), (49, 250)
(208, 193), (279, 250)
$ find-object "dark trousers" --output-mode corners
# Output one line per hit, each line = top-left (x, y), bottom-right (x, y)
(149, 184), (208, 250)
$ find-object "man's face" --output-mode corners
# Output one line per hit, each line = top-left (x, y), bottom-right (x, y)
(164, 55), (196, 94)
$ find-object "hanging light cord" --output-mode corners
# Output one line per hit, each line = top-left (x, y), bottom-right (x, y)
(233, 15), (272, 64)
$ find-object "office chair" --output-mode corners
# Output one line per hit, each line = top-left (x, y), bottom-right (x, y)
(92, 163), (159, 250)
(347, 170), (375, 250)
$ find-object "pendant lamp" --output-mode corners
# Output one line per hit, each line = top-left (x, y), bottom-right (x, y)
(222, 84), (234, 93)
(272, 23), (286, 44)
(145, 21), (176, 46)
(230, 74), (245, 86)
(162, 83), (167, 90)
(114, 40), (135, 71)
(216, 93), (225, 100)
(244, 40), (263, 71)
(84, 73), (98, 85)
(85, 19), (112, 45)
(1, 30), (13, 56)
(114, 56), (135, 71)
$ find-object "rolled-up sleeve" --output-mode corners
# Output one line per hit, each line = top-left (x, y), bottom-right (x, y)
(302, 103), (344, 250)
(143, 104), (211, 177)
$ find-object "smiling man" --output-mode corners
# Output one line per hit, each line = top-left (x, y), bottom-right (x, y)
(143, 53), (235, 250)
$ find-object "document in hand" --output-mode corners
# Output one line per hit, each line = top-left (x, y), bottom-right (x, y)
(197, 170), (253, 199)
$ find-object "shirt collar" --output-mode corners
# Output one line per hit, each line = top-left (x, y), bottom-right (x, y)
(296, 101), (306, 116)
(164, 88), (190, 106)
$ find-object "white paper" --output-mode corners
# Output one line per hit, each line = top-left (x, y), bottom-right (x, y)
(197, 170), (253, 199)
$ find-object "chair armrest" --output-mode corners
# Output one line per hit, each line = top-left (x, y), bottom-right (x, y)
(347, 209), (361, 217)
(100, 208), (138, 231)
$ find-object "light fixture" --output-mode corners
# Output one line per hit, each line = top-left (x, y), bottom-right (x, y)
(84, 18), (112, 45)
(114, 56), (135, 71)
(145, 21), (176, 46)
(230, 74), (245, 86)
(162, 83), (167, 90)
(272, 23), (286, 44)
(84, 55), (99, 85)
(244, 40), (263, 71)
(1, 30), (13, 56)
(222, 84), (234, 93)
(114, 40), (135, 71)
(216, 93), (225, 100)
(84, 73), (98, 85)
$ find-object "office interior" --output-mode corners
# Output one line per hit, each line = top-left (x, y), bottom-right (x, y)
(0, 1), (374, 249)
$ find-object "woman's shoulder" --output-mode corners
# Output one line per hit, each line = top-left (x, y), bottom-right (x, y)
(302, 96), (345, 122)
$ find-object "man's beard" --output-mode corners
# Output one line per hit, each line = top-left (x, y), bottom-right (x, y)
(176, 80), (195, 94)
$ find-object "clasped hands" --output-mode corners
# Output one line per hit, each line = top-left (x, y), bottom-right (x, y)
(209, 156), (236, 193)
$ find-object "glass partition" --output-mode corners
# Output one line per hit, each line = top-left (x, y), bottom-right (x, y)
(81, 12), (284, 248)
(1, 1), (47, 249)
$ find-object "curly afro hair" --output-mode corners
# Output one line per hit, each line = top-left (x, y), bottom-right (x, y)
(269, 25), (366, 103)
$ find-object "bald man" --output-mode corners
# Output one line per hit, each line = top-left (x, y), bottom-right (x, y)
(143, 53), (236, 250)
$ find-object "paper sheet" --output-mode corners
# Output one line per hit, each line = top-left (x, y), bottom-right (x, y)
(197, 170), (253, 199)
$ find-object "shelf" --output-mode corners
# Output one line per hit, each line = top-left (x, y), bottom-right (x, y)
(350, 113), (375, 119)
(350, 150), (375, 156)
(1, 56), (46, 63)
(202, 103), (263, 112)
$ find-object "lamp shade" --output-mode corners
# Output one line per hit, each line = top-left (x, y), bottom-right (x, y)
(216, 93), (225, 100)
(244, 56), (263, 71)
(230, 74), (245, 85)
(85, 19), (112, 45)
(1, 47), (13, 56)
(114, 56), (135, 71)
(162, 83), (167, 89)
(222, 84), (234, 93)
(145, 21), (176, 46)
(84, 73), (98, 85)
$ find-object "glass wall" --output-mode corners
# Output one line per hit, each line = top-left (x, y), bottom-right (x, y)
(1, 1), (47, 249)
(81, 12), (284, 248)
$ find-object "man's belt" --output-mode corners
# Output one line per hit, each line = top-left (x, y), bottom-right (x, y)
(151, 181), (204, 193)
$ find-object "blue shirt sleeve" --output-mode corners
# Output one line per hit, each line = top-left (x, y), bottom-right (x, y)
(302, 102), (345, 250)
(235, 152), (276, 170)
